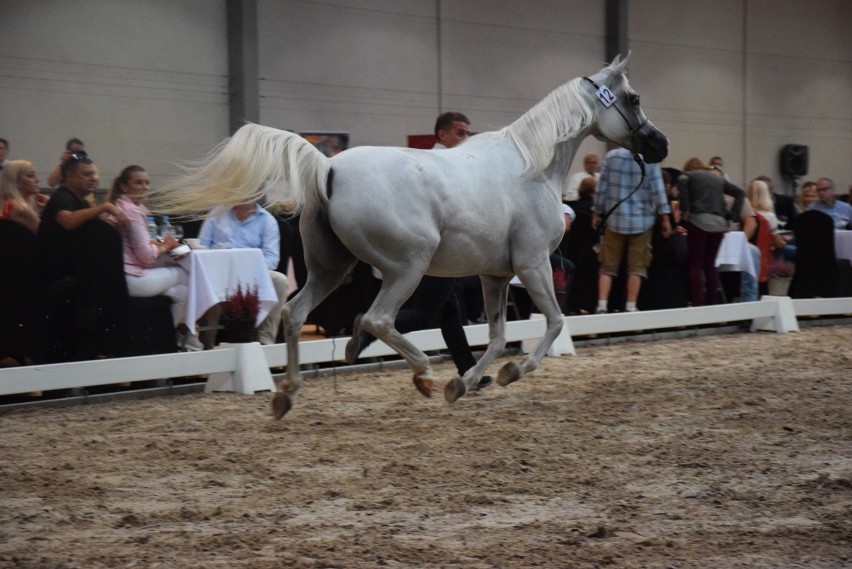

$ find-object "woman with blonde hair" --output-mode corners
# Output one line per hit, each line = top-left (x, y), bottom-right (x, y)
(748, 178), (793, 259)
(0, 160), (43, 233)
(795, 181), (818, 215)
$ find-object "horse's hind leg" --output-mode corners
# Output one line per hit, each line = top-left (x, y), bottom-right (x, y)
(273, 220), (356, 419)
(497, 263), (564, 387)
(355, 268), (437, 397)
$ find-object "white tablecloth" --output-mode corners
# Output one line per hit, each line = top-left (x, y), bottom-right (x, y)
(716, 231), (756, 277)
(178, 248), (278, 334)
(835, 230), (852, 263)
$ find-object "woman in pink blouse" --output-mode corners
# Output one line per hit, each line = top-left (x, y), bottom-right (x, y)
(107, 165), (202, 350)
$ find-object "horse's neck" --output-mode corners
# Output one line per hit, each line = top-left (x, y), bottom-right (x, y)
(544, 131), (589, 190)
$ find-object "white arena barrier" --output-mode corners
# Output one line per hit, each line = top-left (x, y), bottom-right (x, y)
(0, 296), (849, 397)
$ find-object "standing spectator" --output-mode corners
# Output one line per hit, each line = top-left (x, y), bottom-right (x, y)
(0, 159), (43, 233)
(0, 138), (9, 170)
(562, 153), (600, 202)
(708, 156), (730, 180)
(349, 111), (491, 392)
(46, 138), (86, 188)
(198, 200), (288, 346)
(810, 177), (852, 229)
(678, 158), (745, 306)
(592, 147), (671, 313)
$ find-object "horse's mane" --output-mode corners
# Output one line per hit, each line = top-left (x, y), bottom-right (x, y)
(495, 76), (601, 175)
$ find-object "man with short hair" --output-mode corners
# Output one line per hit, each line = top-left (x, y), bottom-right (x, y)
(810, 177), (852, 229)
(47, 138), (87, 187)
(38, 154), (127, 284)
(562, 153), (600, 202)
(433, 111), (470, 149)
(198, 200), (288, 345)
(349, 111), (492, 392)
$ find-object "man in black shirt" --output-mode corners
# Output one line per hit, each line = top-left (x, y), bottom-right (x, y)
(38, 153), (127, 284)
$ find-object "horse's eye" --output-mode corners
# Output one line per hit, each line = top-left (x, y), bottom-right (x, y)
(629, 94), (640, 106)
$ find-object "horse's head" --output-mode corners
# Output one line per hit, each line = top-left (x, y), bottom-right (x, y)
(586, 54), (668, 164)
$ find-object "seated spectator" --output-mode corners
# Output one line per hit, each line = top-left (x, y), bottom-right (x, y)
(105, 165), (201, 351)
(198, 200), (288, 346)
(0, 159), (43, 233)
(38, 153), (128, 361)
(47, 138), (86, 188)
(748, 179), (793, 258)
(810, 177), (852, 229)
(38, 153), (127, 286)
(0, 137), (9, 170)
(754, 175), (795, 227)
(795, 181), (819, 216)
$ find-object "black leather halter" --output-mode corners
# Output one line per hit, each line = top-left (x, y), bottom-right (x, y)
(582, 76), (649, 233)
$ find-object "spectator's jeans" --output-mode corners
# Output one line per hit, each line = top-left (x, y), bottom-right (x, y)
(739, 244), (761, 301)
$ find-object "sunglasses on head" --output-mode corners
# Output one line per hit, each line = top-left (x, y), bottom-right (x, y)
(68, 151), (88, 161)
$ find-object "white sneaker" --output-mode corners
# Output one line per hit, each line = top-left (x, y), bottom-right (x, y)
(595, 307), (607, 314)
(177, 332), (205, 351)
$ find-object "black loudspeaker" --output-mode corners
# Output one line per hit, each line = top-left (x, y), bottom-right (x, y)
(780, 144), (809, 178)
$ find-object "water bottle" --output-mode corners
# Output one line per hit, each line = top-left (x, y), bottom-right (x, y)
(146, 216), (159, 240)
(158, 215), (175, 239)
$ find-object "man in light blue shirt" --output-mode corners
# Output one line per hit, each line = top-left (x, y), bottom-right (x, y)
(810, 177), (852, 229)
(199, 201), (288, 345)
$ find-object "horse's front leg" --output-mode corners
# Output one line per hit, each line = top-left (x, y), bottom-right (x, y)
(444, 275), (511, 403)
(497, 263), (564, 387)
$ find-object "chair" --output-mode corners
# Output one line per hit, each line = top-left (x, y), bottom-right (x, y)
(788, 210), (849, 298)
(40, 218), (176, 361)
(0, 220), (44, 364)
(560, 210), (600, 314)
(752, 212), (774, 289)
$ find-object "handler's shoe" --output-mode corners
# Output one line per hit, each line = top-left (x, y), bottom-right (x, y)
(472, 376), (493, 391)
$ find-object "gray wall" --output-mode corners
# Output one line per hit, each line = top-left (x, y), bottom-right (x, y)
(1, 0), (850, 194)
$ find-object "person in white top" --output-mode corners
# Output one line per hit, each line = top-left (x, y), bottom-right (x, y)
(562, 153), (599, 202)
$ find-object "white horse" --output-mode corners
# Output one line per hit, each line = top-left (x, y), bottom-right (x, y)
(150, 54), (667, 419)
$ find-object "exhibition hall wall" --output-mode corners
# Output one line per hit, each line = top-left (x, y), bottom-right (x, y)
(1, 0), (849, 193)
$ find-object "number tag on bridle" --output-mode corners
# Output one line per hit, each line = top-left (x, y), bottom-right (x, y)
(595, 85), (616, 108)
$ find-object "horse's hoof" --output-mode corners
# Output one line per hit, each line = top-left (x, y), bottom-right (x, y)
(412, 376), (434, 398)
(344, 338), (359, 365)
(443, 377), (466, 403)
(344, 314), (363, 364)
(271, 391), (293, 420)
(497, 361), (522, 386)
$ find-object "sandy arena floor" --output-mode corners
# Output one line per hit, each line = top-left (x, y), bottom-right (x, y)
(1, 325), (850, 568)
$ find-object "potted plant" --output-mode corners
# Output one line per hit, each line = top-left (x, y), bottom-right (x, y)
(219, 282), (260, 343)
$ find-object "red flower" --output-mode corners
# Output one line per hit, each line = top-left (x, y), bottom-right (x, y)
(221, 282), (260, 320)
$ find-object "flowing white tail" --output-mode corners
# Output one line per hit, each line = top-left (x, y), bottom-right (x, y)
(148, 124), (330, 216)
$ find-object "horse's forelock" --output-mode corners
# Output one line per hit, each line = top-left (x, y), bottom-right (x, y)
(506, 78), (596, 175)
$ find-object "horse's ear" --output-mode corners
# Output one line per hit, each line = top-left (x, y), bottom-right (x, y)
(610, 52), (631, 73)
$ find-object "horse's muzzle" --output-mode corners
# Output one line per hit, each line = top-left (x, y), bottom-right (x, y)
(636, 123), (668, 164)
